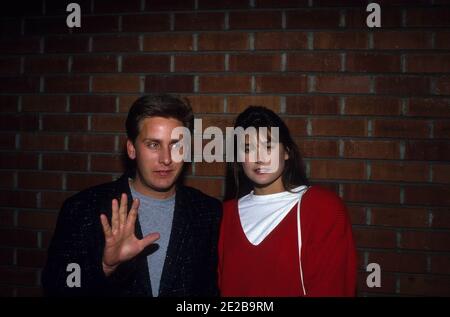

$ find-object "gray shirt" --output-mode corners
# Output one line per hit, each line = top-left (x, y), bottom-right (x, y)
(129, 181), (175, 297)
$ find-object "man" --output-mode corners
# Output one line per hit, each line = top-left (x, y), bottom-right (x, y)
(42, 94), (222, 296)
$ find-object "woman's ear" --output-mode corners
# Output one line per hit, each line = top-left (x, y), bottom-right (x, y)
(284, 146), (290, 160)
(127, 139), (136, 159)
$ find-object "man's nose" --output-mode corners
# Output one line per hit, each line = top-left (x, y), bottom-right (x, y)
(159, 146), (172, 165)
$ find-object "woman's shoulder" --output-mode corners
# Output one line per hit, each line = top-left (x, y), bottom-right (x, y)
(223, 198), (238, 212)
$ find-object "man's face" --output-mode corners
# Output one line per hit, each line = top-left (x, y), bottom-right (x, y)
(127, 116), (185, 196)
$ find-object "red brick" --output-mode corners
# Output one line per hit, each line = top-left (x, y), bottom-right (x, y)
(435, 31), (450, 49)
(91, 115), (126, 133)
(344, 140), (401, 159)
(0, 229), (37, 248)
(431, 209), (450, 228)
(194, 162), (226, 177)
(174, 12), (224, 30)
(255, 31), (308, 50)
(0, 37), (40, 54)
(287, 52), (341, 72)
(371, 208), (429, 228)
(405, 8), (450, 27)
(92, 75), (140, 93)
(373, 31), (432, 49)
(143, 34), (193, 51)
(92, 35), (140, 52)
(184, 177), (223, 198)
(353, 227), (397, 248)
(198, 33), (248, 51)
(199, 116), (235, 131)
(42, 115), (88, 132)
(286, 96), (339, 115)
(347, 205), (366, 225)
(255, 75), (308, 93)
(118, 95), (141, 113)
(255, 0), (309, 7)
(74, 16), (119, 34)
(198, 0), (249, 9)
(431, 255), (450, 274)
(314, 32), (368, 49)
(185, 95), (224, 113)
(20, 133), (65, 151)
(229, 54), (281, 72)
(297, 139), (339, 158)
(343, 183), (401, 204)
(122, 55), (170, 73)
(72, 55), (117, 73)
(404, 185), (450, 206)
(368, 251), (427, 273)
(0, 77), (40, 93)
(25, 56), (68, 74)
(24, 16), (67, 36)
(227, 96), (280, 114)
(432, 164), (450, 183)
(434, 120), (450, 139)
(93, 0), (141, 13)
(282, 118), (308, 137)
(41, 191), (73, 210)
(18, 211), (58, 230)
(200, 76), (251, 93)
(175, 55), (224, 72)
(45, 36), (89, 53)
(0, 267), (37, 286)
(229, 11), (282, 29)
(0, 114), (39, 131)
(407, 99), (450, 117)
(18, 172), (62, 190)
(45, 76), (89, 93)
(22, 95), (66, 113)
(436, 76), (450, 95)
(315, 75), (370, 94)
(0, 171), (14, 188)
(372, 162), (429, 183)
(286, 9), (341, 29)
(66, 173), (114, 191)
(345, 96), (402, 116)
(376, 76), (431, 96)
(346, 53), (401, 73)
(145, 0), (195, 10)
(311, 118), (367, 137)
(0, 96), (18, 112)
(42, 154), (88, 171)
(401, 230), (450, 251)
(16, 249), (47, 267)
(0, 210), (14, 227)
(345, 7), (403, 28)
(0, 133), (16, 150)
(405, 141), (450, 161)
(0, 248), (14, 265)
(145, 75), (194, 93)
(69, 134), (116, 152)
(0, 153), (38, 170)
(406, 54), (450, 73)
(0, 57), (21, 75)
(91, 155), (124, 173)
(70, 95), (116, 113)
(372, 119), (430, 139)
(310, 160), (365, 180)
(122, 14), (170, 32)
(357, 271), (397, 295)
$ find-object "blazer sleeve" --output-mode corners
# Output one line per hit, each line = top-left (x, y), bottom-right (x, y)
(41, 197), (111, 296)
(301, 188), (358, 297)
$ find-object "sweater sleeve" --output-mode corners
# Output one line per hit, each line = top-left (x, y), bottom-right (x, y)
(301, 187), (357, 297)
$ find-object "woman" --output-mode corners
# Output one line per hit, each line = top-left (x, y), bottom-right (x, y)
(218, 106), (357, 297)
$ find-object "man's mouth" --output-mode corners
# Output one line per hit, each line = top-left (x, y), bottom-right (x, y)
(154, 170), (173, 177)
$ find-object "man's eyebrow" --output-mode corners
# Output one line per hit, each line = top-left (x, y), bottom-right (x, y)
(142, 138), (181, 144)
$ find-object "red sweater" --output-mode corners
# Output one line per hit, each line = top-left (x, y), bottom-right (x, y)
(218, 186), (357, 297)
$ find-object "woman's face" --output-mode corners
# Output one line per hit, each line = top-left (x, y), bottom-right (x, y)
(241, 132), (289, 190)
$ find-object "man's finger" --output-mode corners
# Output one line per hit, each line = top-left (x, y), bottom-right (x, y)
(119, 193), (127, 227)
(139, 232), (160, 250)
(111, 198), (119, 232)
(100, 214), (112, 237)
(126, 198), (140, 228)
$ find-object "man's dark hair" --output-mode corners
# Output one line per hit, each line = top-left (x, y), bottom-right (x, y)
(126, 94), (194, 143)
(230, 106), (309, 198)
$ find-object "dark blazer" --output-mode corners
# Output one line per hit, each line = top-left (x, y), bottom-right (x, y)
(41, 172), (222, 297)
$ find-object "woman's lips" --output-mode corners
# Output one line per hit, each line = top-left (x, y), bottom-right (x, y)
(254, 168), (271, 175)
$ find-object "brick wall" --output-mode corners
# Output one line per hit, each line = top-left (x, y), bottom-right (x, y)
(0, 0), (449, 296)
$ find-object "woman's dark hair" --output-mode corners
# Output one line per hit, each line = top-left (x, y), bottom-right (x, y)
(126, 94), (194, 143)
(229, 106), (309, 198)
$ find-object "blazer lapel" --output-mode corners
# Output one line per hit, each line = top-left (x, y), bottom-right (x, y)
(159, 186), (193, 296)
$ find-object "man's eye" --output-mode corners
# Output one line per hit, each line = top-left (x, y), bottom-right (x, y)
(147, 142), (159, 149)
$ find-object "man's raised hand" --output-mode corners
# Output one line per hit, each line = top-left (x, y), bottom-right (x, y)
(100, 193), (160, 276)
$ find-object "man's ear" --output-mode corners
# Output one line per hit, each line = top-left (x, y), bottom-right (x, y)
(127, 139), (136, 160)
